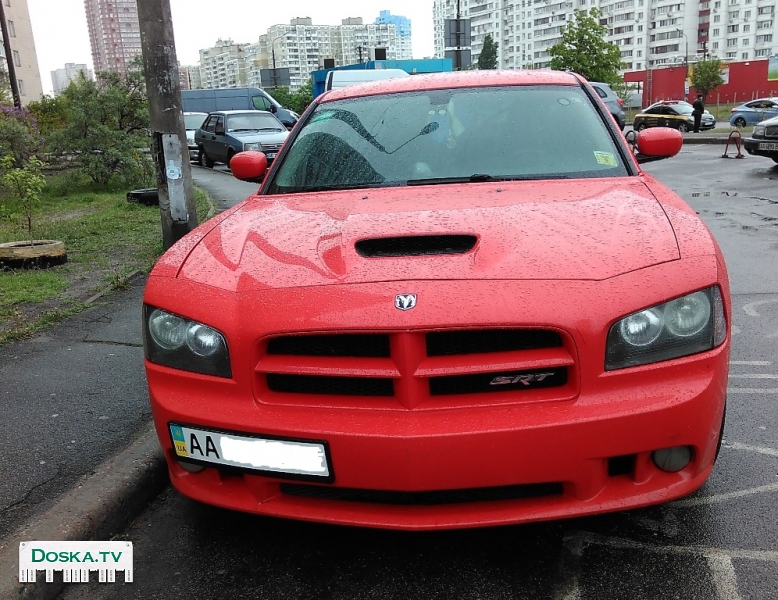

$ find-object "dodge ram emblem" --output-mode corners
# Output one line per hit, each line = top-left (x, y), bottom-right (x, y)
(395, 294), (417, 311)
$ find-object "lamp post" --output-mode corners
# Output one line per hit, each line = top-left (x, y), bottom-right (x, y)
(677, 28), (689, 76)
(270, 34), (285, 88)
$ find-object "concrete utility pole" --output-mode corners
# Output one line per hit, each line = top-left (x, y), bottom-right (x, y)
(137, 0), (198, 250)
(0, 2), (21, 108)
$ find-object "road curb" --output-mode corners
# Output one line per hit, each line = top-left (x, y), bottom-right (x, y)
(0, 424), (168, 600)
(682, 136), (730, 145)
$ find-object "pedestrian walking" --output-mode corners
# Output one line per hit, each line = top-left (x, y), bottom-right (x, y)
(692, 94), (705, 133)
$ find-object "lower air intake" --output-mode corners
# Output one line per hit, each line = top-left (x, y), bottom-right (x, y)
(280, 482), (564, 506)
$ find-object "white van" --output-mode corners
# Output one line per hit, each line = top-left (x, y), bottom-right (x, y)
(324, 69), (409, 92)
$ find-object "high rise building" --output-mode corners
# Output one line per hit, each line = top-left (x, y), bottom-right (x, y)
(199, 39), (248, 89)
(1, 0), (43, 104)
(84, 0), (142, 76)
(375, 10), (413, 58)
(433, 0), (778, 73)
(239, 17), (406, 92)
(51, 63), (94, 95)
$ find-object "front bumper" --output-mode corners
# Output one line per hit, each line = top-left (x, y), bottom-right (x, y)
(146, 264), (730, 530)
(744, 137), (778, 158)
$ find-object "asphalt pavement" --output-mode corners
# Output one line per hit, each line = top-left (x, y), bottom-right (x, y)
(2, 148), (778, 599)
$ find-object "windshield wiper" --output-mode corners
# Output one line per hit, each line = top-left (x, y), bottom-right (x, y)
(277, 182), (389, 194)
(230, 128), (260, 132)
(258, 127), (284, 132)
(406, 174), (574, 186)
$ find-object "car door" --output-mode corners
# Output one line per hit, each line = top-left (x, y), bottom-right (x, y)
(642, 106), (661, 128)
(212, 116), (228, 163)
(199, 115), (218, 159)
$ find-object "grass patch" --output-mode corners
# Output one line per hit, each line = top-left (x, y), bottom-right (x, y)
(0, 170), (214, 343)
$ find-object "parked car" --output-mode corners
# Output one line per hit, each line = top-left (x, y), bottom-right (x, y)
(589, 81), (626, 130)
(729, 98), (778, 128)
(144, 70), (730, 530)
(184, 112), (208, 162)
(194, 110), (289, 168)
(743, 114), (778, 162)
(182, 88), (299, 130)
(634, 100), (715, 132)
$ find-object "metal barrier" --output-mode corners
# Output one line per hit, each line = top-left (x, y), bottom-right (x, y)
(722, 130), (745, 159)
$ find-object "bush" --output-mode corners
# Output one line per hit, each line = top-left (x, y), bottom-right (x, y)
(48, 64), (152, 189)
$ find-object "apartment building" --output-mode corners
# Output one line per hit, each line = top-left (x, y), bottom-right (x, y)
(84, 0), (142, 76)
(375, 10), (413, 58)
(1, 0), (42, 104)
(51, 63), (93, 95)
(199, 39), (248, 89)
(239, 17), (407, 92)
(433, 0), (778, 73)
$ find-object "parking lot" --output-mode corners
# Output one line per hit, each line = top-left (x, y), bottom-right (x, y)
(55, 145), (778, 600)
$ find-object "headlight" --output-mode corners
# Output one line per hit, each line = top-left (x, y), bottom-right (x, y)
(605, 287), (726, 370)
(754, 125), (766, 136)
(143, 306), (231, 377)
(243, 142), (263, 151)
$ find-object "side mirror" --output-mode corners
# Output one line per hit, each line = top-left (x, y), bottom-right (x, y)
(634, 128), (683, 164)
(269, 104), (278, 113)
(230, 151), (268, 183)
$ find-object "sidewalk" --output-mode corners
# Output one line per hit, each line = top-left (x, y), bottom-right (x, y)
(0, 169), (254, 600)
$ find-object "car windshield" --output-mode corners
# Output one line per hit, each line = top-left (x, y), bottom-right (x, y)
(673, 104), (694, 115)
(266, 85), (628, 194)
(184, 113), (207, 130)
(225, 113), (284, 132)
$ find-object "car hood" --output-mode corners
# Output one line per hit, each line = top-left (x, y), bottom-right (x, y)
(227, 131), (288, 145)
(757, 115), (778, 126)
(175, 178), (680, 291)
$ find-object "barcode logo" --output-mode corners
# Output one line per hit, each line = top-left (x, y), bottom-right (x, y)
(19, 541), (133, 583)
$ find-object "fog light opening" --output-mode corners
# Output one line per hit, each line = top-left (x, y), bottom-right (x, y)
(652, 446), (693, 472)
(177, 458), (206, 473)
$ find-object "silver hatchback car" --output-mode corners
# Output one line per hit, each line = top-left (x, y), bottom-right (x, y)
(589, 82), (626, 130)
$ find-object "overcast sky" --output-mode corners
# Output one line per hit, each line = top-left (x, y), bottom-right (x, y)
(28, 0), (435, 95)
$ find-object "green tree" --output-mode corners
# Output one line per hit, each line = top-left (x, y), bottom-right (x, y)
(267, 78), (313, 114)
(478, 34), (499, 70)
(0, 106), (43, 167)
(691, 59), (725, 102)
(27, 94), (69, 137)
(48, 63), (151, 188)
(548, 9), (624, 83)
(1, 155), (46, 245)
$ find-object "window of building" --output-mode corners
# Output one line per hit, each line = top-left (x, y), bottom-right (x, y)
(4, 0), (10, 6)
(12, 50), (19, 66)
(728, 24), (739, 32)
(713, 41), (720, 48)
(17, 79), (24, 95)
(714, 15), (721, 22)
(714, 1), (721, 7)
(744, 24), (750, 31)
(756, 48), (769, 56)
(7, 20), (15, 37)
(742, 37), (749, 45)
(713, 27), (720, 35)
(726, 51), (737, 57)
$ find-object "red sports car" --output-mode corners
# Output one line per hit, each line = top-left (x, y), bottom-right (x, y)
(143, 71), (730, 530)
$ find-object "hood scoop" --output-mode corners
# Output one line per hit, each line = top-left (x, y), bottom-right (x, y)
(355, 235), (478, 258)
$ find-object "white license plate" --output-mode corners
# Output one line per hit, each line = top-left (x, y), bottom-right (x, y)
(169, 424), (330, 478)
(758, 143), (778, 151)
(266, 152), (277, 159)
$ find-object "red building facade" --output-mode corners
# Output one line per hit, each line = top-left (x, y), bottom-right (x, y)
(624, 59), (778, 107)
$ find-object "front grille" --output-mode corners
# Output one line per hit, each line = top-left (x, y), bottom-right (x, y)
(267, 374), (394, 396)
(427, 329), (562, 356)
(766, 126), (778, 138)
(263, 143), (283, 152)
(280, 482), (564, 505)
(430, 367), (568, 396)
(355, 235), (478, 258)
(259, 328), (575, 405)
(267, 334), (390, 357)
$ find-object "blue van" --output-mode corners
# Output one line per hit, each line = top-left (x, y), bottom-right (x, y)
(181, 88), (299, 130)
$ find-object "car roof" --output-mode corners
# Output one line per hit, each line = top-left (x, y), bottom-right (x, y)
(321, 70), (584, 102)
(184, 111), (208, 116)
(208, 110), (274, 116)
